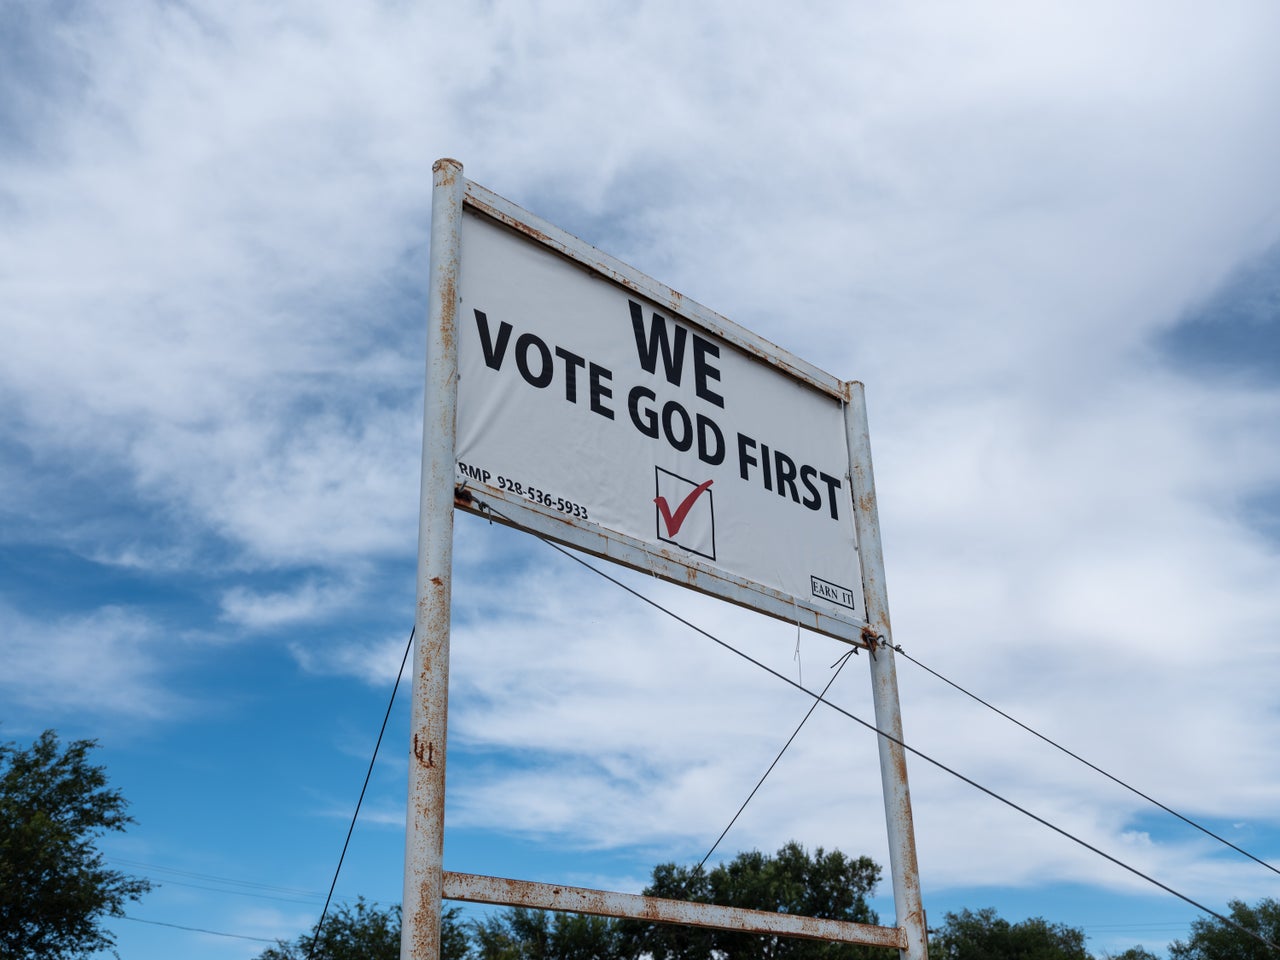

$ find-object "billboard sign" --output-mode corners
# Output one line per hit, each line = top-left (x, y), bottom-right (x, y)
(453, 186), (867, 638)
(404, 161), (927, 960)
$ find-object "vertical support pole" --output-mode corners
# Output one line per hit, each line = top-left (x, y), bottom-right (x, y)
(402, 158), (465, 960)
(844, 381), (928, 960)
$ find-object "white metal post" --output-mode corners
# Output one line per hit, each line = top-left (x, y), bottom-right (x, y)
(844, 381), (928, 960)
(402, 158), (465, 960)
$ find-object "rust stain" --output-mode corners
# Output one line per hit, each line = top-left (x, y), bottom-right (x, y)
(412, 734), (436, 767)
(433, 157), (462, 182)
(430, 576), (444, 587)
(891, 749), (909, 782)
(438, 273), (457, 348)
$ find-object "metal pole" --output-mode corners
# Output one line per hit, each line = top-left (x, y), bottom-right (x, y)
(843, 381), (928, 960)
(402, 158), (465, 960)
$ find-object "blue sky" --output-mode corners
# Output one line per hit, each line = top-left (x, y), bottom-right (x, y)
(2, 2), (1279, 958)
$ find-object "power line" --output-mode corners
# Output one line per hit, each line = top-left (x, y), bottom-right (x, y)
(120, 914), (278, 943)
(890, 642), (1279, 878)
(126, 876), (325, 906)
(109, 856), (327, 897)
(467, 496), (1278, 954)
(108, 856), (398, 909)
(112, 633), (413, 954)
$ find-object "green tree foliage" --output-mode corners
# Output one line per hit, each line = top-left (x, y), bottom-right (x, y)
(255, 899), (469, 960)
(0, 730), (152, 960)
(1101, 948), (1160, 960)
(622, 841), (888, 960)
(1168, 898), (1280, 960)
(473, 907), (623, 960)
(928, 907), (1091, 960)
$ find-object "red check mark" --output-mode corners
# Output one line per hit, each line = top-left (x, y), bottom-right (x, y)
(654, 479), (714, 536)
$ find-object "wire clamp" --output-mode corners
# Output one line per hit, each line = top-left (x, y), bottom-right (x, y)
(861, 627), (886, 658)
(473, 496), (495, 525)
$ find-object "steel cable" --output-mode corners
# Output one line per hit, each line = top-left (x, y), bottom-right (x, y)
(698, 647), (857, 871)
(890, 642), (1280, 878)
(467, 496), (1278, 954)
(306, 625), (415, 960)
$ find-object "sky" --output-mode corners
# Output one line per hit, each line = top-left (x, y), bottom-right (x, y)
(1, 2), (1279, 958)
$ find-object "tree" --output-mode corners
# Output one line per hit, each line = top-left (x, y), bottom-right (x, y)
(1168, 898), (1280, 960)
(0, 729), (152, 960)
(255, 899), (470, 960)
(623, 841), (888, 960)
(473, 906), (623, 960)
(928, 907), (1091, 960)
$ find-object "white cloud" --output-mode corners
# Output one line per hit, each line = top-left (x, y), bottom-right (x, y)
(220, 578), (354, 630)
(0, 603), (183, 718)
(288, 630), (412, 686)
(2, 0), (1280, 930)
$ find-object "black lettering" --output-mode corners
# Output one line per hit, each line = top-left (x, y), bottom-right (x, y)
(662, 401), (693, 452)
(799, 464), (821, 510)
(630, 300), (687, 385)
(774, 450), (800, 502)
(819, 471), (842, 520)
(628, 385), (659, 438)
(474, 310), (512, 370)
(692, 335), (724, 408)
(555, 346), (585, 402)
(696, 414), (724, 465)
(515, 333), (553, 388)
(761, 443), (773, 491)
(589, 363), (614, 419)
(737, 433), (758, 481)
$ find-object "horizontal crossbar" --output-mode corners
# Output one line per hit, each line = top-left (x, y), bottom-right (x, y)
(442, 871), (906, 950)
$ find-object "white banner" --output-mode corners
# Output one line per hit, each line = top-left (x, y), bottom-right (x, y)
(455, 209), (864, 625)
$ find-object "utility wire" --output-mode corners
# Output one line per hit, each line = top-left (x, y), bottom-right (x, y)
(120, 915), (278, 943)
(110, 856), (327, 897)
(469, 496), (1279, 954)
(125, 876), (327, 906)
(109, 857), (398, 909)
(891, 643), (1280, 878)
(699, 647), (857, 870)
(307, 625), (415, 960)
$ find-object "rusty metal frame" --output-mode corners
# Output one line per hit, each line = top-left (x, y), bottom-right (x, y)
(404, 158), (927, 960)
(846, 383), (928, 958)
(444, 873), (907, 951)
(403, 158), (465, 960)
